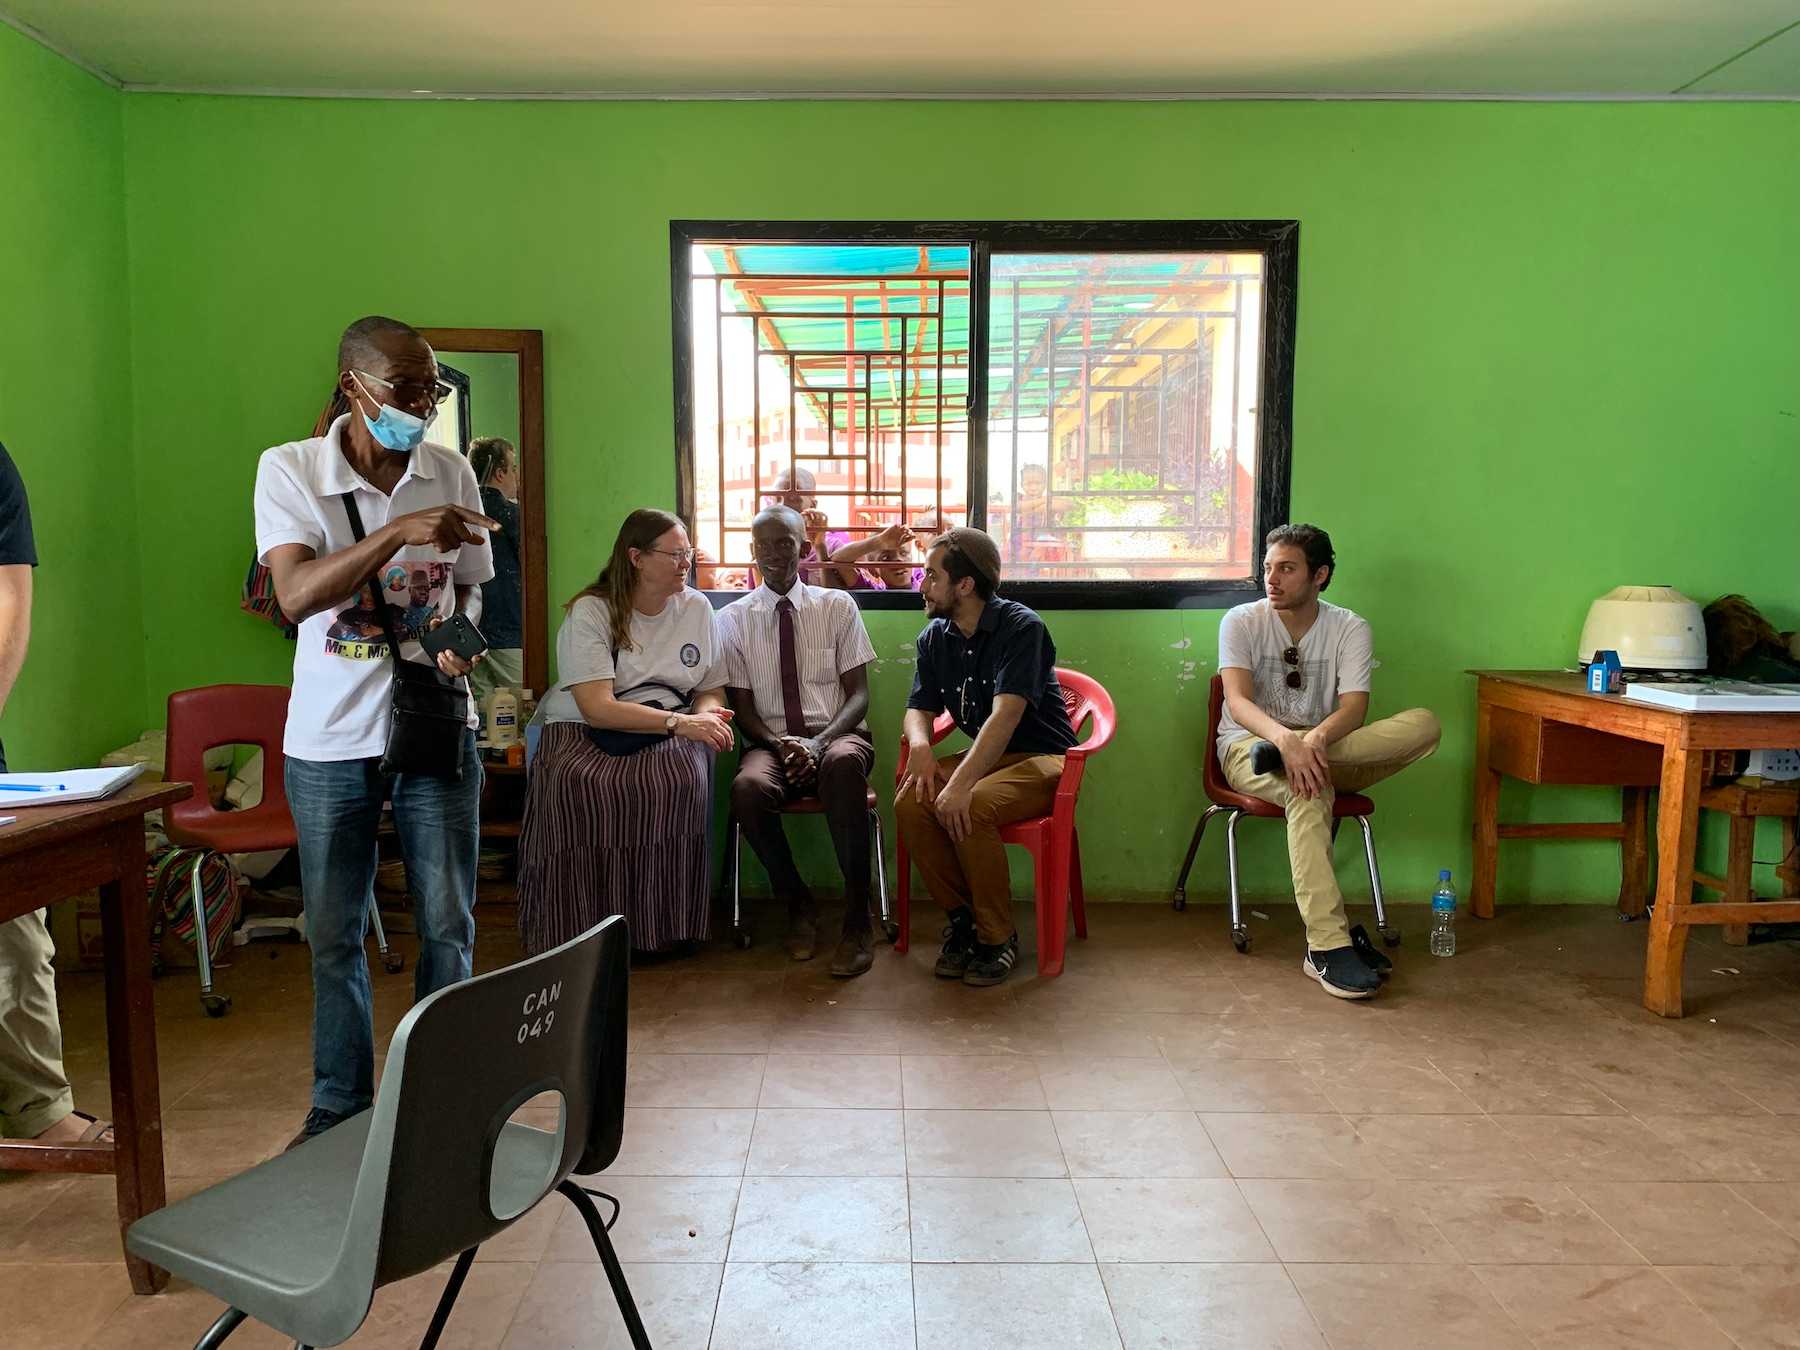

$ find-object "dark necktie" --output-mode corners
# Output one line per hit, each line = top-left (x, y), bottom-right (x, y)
(776, 597), (808, 736)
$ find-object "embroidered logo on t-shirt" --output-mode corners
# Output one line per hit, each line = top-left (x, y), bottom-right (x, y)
(680, 642), (701, 668)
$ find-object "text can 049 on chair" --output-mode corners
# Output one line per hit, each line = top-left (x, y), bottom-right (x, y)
(164, 683), (401, 1018)
(727, 789), (895, 949)
(894, 667), (1116, 979)
(1172, 676), (1397, 954)
(126, 915), (649, 1350)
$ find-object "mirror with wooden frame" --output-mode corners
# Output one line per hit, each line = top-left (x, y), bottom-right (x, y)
(417, 328), (547, 702)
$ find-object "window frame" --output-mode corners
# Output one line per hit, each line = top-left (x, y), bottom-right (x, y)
(670, 218), (1298, 610)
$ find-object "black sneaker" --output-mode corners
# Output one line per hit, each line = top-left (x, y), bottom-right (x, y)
(286, 1106), (347, 1152)
(1250, 740), (1284, 775)
(934, 909), (977, 979)
(1348, 924), (1393, 981)
(1302, 947), (1381, 1000)
(963, 932), (1021, 988)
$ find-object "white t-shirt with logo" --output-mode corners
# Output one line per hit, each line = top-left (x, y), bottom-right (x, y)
(538, 589), (727, 724)
(254, 415), (495, 762)
(1216, 598), (1374, 757)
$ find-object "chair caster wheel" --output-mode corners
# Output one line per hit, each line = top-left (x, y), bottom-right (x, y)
(732, 927), (752, 950)
(1381, 928), (1402, 949)
(1172, 891), (1187, 913)
(201, 993), (232, 1018)
(882, 920), (901, 945)
(381, 952), (406, 975)
(1231, 930), (1251, 954)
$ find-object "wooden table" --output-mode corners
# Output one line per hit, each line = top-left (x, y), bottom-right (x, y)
(0, 779), (192, 1293)
(1472, 671), (1800, 1018)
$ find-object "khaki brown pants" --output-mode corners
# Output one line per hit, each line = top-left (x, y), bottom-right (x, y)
(895, 751), (1064, 944)
(0, 910), (73, 1139)
(1221, 709), (1441, 952)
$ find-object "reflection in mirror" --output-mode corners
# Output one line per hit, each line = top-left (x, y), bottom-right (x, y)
(437, 350), (525, 708)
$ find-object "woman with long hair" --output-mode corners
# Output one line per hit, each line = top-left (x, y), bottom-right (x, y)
(516, 509), (733, 954)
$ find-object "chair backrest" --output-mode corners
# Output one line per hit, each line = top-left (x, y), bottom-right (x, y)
(1052, 666), (1117, 754)
(343, 915), (630, 1290)
(163, 684), (294, 845)
(1203, 675), (1232, 799)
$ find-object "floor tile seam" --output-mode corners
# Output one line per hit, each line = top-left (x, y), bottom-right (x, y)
(1461, 1261), (1590, 1348)
(1466, 1260), (1745, 1350)
(1725, 1180), (1800, 1243)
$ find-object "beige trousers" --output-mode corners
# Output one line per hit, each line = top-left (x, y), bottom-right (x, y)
(1221, 709), (1441, 951)
(0, 910), (72, 1138)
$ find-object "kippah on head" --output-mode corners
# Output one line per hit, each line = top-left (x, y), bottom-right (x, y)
(338, 315), (423, 373)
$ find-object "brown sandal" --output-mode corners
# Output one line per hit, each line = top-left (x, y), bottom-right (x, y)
(69, 1112), (115, 1145)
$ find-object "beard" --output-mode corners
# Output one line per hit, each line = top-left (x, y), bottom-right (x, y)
(923, 592), (953, 620)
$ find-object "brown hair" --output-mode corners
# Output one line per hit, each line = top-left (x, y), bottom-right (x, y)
(1265, 522), (1336, 591)
(469, 436), (515, 486)
(565, 508), (684, 654)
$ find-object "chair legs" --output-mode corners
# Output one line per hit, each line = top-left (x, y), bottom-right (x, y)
(1355, 815), (1401, 947)
(1070, 830), (1087, 940)
(368, 899), (403, 975)
(1172, 804), (1229, 911)
(1224, 811), (1249, 951)
(728, 811), (894, 951)
(191, 1307), (246, 1350)
(871, 808), (898, 944)
(726, 817), (750, 949)
(189, 858), (232, 1019)
(558, 1181), (652, 1350)
(418, 1246), (479, 1350)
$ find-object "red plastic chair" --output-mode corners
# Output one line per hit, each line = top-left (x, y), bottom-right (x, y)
(894, 667), (1117, 978)
(1170, 675), (1397, 954)
(164, 684), (398, 1016)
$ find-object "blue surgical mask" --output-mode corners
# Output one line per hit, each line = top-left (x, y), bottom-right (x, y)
(353, 373), (428, 453)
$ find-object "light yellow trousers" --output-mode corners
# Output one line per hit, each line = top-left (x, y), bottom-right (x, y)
(0, 910), (72, 1139)
(1221, 709), (1441, 951)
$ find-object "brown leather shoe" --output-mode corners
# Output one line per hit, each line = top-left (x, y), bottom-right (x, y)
(829, 928), (874, 979)
(784, 912), (819, 961)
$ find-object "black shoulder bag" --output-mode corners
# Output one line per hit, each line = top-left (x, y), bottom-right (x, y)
(341, 494), (470, 779)
(585, 648), (698, 756)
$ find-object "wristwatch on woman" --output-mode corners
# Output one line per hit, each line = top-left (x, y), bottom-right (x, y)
(664, 712), (680, 733)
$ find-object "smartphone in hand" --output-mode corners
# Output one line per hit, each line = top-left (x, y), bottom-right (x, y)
(421, 613), (489, 662)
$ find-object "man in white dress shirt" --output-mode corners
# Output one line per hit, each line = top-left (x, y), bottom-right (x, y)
(718, 506), (881, 977)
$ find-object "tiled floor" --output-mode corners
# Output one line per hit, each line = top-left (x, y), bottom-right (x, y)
(8, 897), (1800, 1348)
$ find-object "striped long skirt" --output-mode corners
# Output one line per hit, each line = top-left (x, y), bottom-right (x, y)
(516, 722), (714, 954)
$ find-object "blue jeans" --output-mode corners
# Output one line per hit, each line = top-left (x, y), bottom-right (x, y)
(285, 731), (482, 1117)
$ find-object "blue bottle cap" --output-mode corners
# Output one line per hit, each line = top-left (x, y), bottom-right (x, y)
(1439, 869), (1452, 881)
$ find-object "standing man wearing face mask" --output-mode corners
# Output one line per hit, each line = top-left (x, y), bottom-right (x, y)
(256, 315), (498, 1146)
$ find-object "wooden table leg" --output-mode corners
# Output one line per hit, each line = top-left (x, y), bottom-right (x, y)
(99, 821), (167, 1294)
(1617, 787), (1649, 919)
(1722, 814), (1755, 946)
(1471, 700), (1500, 919)
(1643, 745), (1704, 1018)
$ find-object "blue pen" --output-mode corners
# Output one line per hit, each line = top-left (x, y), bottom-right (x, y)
(0, 783), (67, 793)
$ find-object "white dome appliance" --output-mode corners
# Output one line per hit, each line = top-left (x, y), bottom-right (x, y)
(1578, 585), (1707, 671)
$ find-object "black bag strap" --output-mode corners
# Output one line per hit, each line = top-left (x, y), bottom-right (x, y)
(340, 493), (412, 664)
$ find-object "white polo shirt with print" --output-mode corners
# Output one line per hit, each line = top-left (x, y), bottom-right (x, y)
(254, 414), (495, 762)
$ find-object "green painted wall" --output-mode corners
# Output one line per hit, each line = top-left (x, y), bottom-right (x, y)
(0, 28), (143, 770)
(115, 95), (1800, 903)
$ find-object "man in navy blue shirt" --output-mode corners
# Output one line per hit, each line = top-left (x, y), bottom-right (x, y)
(897, 528), (1076, 987)
(0, 444), (112, 1146)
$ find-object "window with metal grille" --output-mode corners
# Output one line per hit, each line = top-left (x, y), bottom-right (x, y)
(672, 221), (1296, 608)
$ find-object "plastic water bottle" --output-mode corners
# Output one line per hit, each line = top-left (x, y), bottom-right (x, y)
(1430, 870), (1457, 958)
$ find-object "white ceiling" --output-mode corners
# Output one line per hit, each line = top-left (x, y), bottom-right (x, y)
(5, 0), (1798, 97)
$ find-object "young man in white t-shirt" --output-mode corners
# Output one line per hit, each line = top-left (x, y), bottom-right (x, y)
(255, 316), (496, 1145)
(1217, 524), (1440, 1000)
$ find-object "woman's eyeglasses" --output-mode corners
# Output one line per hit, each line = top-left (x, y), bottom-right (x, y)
(644, 548), (694, 568)
(1283, 646), (1304, 690)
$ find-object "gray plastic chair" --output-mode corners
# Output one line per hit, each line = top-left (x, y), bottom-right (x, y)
(126, 915), (649, 1350)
